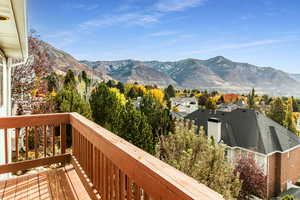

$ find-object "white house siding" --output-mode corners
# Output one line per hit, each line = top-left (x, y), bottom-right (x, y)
(226, 147), (268, 174)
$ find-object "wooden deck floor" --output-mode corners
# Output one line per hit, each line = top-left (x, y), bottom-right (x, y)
(0, 165), (91, 200)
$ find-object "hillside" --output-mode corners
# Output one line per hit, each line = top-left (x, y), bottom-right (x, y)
(81, 57), (300, 96)
(32, 38), (111, 81)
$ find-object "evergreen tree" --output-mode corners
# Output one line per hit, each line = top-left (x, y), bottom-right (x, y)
(140, 94), (173, 141)
(120, 102), (155, 154)
(80, 71), (91, 100)
(292, 96), (299, 112)
(128, 87), (136, 99)
(64, 70), (76, 87)
(218, 95), (225, 104)
(248, 88), (256, 109)
(166, 84), (176, 98)
(116, 82), (125, 93)
(284, 98), (298, 134)
(107, 80), (115, 88)
(46, 72), (59, 92)
(89, 83), (124, 134)
(267, 97), (286, 126)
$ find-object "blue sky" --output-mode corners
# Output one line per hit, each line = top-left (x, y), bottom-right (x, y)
(28, 0), (300, 73)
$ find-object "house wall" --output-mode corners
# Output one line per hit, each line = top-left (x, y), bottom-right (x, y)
(267, 146), (300, 198)
(226, 147), (268, 173)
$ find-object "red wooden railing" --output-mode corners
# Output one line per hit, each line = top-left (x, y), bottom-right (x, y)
(0, 113), (224, 200)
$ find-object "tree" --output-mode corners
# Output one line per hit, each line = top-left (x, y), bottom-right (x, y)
(292, 96), (299, 112)
(261, 94), (270, 105)
(284, 98), (298, 134)
(116, 82), (125, 93)
(64, 70), (76, 87)
(148, 89), (165, 106)
(80, 71), (91, 99)
(89, 83), (124, 134)
(268, 97), (286, 126)
(156, 120), (241, 199)
(128, 87), (136, 99)
(166, 85), (176, 98)
(54, 87), (92, 119)
(106, 80), (115, 88)
(248, 88), (256, 109)
(119, 102), (155, 154)
(218, 95), (225, 104)
(281, 195), (298, 200)
(206, 98), (217, 110)
(46, 72), (59, 92)
(198, 94), (208, 106)
(234, 156), (267, 199)
(140, 93), (173, 141)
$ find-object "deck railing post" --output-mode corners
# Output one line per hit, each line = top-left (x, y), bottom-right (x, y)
(60, 124), (66, 154)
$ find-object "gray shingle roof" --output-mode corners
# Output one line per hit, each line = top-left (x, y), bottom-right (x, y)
(185, 109), (300, 155)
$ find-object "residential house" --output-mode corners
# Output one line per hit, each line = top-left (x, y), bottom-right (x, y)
(186, 108), (300, 199)
(171, 97), (198, 114)
(218, 102), (246, 112)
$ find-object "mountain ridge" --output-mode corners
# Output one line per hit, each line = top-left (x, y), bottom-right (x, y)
(80, 57), (300, 96)
(33, 38), (300, 96)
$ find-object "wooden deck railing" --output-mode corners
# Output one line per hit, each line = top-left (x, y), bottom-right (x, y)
(0, 113), (224, 200)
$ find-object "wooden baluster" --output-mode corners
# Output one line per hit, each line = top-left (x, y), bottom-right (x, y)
(100, 152), (104, 197)
(72, 127), (75, 156)
(88, 141), (91, 177)
(15, 128), (19, 161)
(115, 166), (120, 200)
(104, 156), (108, 200)
(34, 127), (38, 159)
(90, 143), (93, 179)
(60, 124), (66, 154)
(127, 176), (132, 200)
(43, 126), (47, 157)
(134, 184), (141, 200)
(120, 171), (125, 200)
(25, 127), (29, 160)
(93, 148), (98, 191)
(144, 192), (150, 200)
(4, 129), (8, 164)
(110, 162), (114, 200)
(52, 126), (55, 156)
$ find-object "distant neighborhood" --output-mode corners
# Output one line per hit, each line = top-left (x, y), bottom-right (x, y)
(169, 88), (300, 199)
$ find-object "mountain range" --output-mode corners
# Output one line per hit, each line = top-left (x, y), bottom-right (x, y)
(35, 38), (300, 96)
(80, 57), (300, 96)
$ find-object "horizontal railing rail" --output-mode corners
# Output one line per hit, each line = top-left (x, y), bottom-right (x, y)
(0, 113), (224, 200)
(70, 112), (224, 200)
(0, 113), (70, 173)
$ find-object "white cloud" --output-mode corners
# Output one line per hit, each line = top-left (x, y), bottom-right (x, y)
(155, 0), (206, 12)
(79, 13), (162, 30)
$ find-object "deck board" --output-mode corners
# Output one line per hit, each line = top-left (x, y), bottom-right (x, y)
(0, 165), (91, 200)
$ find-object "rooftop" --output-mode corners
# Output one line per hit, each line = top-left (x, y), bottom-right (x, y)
(186, 108), (300, 155)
